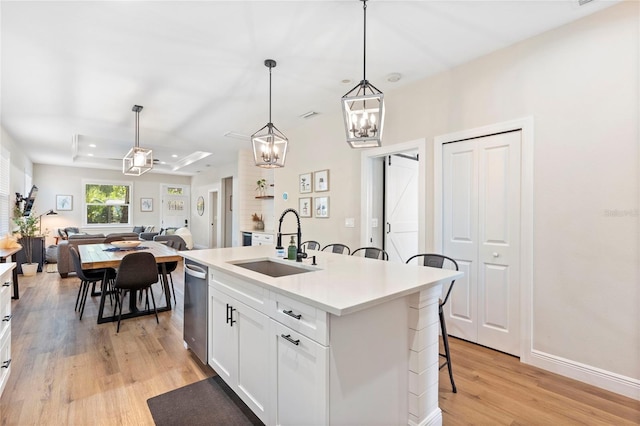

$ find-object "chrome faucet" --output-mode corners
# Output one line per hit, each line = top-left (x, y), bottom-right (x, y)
(277, 208), (306, 262)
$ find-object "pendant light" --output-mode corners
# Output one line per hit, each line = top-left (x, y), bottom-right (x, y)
(252, 59), (288, 168)
(123, 105), (153, 176)
(341, 0), (384, 148)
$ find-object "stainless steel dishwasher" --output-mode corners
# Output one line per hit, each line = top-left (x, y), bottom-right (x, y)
(183, 259), (208, 364)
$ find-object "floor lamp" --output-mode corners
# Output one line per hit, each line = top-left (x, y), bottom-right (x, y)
(38, 209), (58, 236)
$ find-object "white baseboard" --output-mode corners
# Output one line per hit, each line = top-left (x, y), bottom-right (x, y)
(527, 349), (640, 400)
(409, 407), (442, 426)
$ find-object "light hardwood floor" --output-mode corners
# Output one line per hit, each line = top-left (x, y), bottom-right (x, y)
(1, 264), (638, 425)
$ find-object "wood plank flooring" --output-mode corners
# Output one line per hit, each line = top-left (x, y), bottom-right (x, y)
(1, 264), (639, 425)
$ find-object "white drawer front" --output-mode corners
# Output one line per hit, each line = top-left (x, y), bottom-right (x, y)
(0, 279), (11, 338)
(269, 292), (328, 345)
(0, 327), (11, 398)
(251, 233), (274, 246)
(210, 270), (267, 314)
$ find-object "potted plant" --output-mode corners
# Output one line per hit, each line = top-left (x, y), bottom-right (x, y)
(12, 206), (40, 276)
(256, 178), (267, 197)
(251, 213), (264, 230)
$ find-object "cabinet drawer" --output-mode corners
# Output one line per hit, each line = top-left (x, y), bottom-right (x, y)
(210, 270), (268, 314)
(269, 292), (328, 345)
(251, 233), (274, 246)
(0, 327), (11, 398)
(0, 278), (11, 338)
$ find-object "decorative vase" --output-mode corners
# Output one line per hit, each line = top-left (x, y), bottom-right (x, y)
(21, 263), (38, 277)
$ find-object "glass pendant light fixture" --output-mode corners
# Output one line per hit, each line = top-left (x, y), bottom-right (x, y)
(341, 0), (384, 148)
(123, 105), (153, 176)
(252, 59), (288, 168)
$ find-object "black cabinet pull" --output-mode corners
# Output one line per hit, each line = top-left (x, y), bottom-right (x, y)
(283, 309), (301, 320)
(2, 315), (11, 322)
(1, 359), (10, 369)
(226, 303), (231, 324)
(280, 334), (300, 346)
(230, 307), (236, 326)
(2, 282), (10, 287)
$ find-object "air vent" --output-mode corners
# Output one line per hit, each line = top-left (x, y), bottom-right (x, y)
(578, 0), (594, 5)
(299, 111), (319, 119)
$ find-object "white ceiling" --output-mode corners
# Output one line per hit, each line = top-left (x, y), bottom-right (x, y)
(1, 0), (620, 175)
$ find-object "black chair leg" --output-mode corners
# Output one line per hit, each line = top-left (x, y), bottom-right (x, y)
(79, 280), (92, 320)
(148, 287), (159, 324)
(169, 273), (176, 306)
(116, 290), (127, 333)
(75, 280), (84, 312)
(439, 306), (457, 393)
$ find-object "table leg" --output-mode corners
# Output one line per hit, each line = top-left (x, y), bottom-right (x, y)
(96, 269), (109, 324)
(160, 262), (171, 307)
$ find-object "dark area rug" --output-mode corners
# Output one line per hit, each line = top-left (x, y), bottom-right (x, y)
(147, 375), (264, 426)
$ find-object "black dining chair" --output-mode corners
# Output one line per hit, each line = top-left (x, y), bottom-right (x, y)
(153, 235), (188, 305)
(351, 246), (389, 261)
(301, 240), (320, 251)
(112, 252), (160, 332)
(406, 253), (459, 393)
(69, 246), (115, 320)
(321, 243), (351, 255)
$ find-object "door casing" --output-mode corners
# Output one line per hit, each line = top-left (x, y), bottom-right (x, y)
(434, 116), (534, 363)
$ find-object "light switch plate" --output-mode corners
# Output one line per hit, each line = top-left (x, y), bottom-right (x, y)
(371, 218), (378, 227)
(345, 218), (355, 228)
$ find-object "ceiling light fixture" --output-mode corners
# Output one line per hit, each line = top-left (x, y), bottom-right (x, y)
(123, 105), (153, 176)
(341, 0), (384, 149)
(251, 59), (288, 168)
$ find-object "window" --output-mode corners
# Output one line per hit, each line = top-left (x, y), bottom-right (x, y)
(0, 147), (9, 235)
(84, 181), (132, 225)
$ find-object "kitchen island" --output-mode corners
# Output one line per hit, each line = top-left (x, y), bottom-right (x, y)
(182, 245), (462, 426)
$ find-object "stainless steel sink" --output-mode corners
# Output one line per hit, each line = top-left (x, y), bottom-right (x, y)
(230, 259), (317, 278)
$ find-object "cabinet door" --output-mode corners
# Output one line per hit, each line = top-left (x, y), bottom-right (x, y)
(235, 299), (270, 422)
(209, 286), (269, 423)
(209, 287), (236, 385)
(269, 320), (328, 426)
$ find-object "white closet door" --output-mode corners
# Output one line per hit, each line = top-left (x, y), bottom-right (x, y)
(443, 131), (521, 356)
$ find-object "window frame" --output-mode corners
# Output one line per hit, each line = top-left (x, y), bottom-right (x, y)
(82, 179), (134, 227)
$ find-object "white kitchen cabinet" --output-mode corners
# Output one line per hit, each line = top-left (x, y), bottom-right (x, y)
(268, 319), (328, 426)
(0, 264), (15, 399)
(209, 285), (270, 423)
(251, 232), (274, 246)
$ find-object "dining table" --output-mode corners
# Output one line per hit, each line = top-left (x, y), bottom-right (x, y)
(78, 240), (183, 324)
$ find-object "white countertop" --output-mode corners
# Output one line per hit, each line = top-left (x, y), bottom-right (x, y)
(182, 246), (463, 316)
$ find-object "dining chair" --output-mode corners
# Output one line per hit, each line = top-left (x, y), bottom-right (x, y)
(351, 246), (389, 261)
(321, 243), (351, 255)
(112, 252), (160, 332)
(153, 235), (187, 305)
(69, 246), (115, 320)
(301, 240), (320, 251)
(406, 253), (459, 393)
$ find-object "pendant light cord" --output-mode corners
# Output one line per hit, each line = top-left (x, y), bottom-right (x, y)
(135, 109), (140, 148)
(362, 0), (367, 82)
(269, 63), (273, 124)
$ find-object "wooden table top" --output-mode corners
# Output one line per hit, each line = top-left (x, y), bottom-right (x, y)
(0, 245), (23, 259)
(78, 241), (183, 269)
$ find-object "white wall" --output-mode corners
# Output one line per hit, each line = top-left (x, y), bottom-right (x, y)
(33, 164), (190, 245)
(275, 1), (639, 395)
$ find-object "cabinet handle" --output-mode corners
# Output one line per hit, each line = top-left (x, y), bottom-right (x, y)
(1, 359), (10, 369)
(283, 309), (301, 320)
(280, 334), (300, 346)
(226, 304), (230, 324)
(229, 307), (236, 326)
(2, 282), (10, 287)
(2, 315), (11, 322)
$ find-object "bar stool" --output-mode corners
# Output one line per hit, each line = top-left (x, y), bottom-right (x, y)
(406, 253), (458, 393)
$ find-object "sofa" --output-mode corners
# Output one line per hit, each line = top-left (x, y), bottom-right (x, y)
(57, 232), (140, 278)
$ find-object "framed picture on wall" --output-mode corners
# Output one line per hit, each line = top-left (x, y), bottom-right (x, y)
(141, 198), (153, 212)
(299, 197), (312, 217)
(315, 196), (329, 218)
(299, 172), (312, 193)
(56, 195), (73, 211)
(314, 169), (329, 192)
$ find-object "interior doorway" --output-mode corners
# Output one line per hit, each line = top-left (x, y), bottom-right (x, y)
(222, 177), (233, 248)
(160, 184), (190, 230)
(209, 190), (218, 248)
(360, 139), (427, 261)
